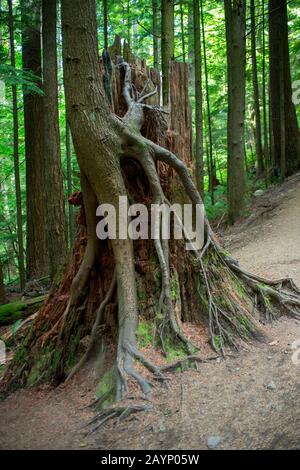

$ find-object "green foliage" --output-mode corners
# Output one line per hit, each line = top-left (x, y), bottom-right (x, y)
(136, 321), (153, 348)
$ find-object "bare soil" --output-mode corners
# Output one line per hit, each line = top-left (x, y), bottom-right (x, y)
(0, 175), (300, 450)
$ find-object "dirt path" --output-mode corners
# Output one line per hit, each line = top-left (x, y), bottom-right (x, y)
(0, 177), (300, 450)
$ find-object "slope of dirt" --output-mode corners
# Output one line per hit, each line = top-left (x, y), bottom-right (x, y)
(0, 177), (300, 450)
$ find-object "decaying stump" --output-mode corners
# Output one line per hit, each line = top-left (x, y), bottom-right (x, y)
(2, 27), (300, 425)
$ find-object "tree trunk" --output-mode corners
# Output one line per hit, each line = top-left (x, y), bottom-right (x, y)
(161, 0), (174, 106)
(188, 0), (195, 88)
(21, 0), (49, 279)
(250, 0), (264, 177)
(193, 0), (204, 197)
(3, 0), (300, 417)
(103, 0), (108, 50)
(152, 0), (159, 70)
(200, 0), (215, 204)
(42, 0), (68, 279)
(262, 0), (269, 173)
(21, 0), (49, 280)
(0, 260), (6, 305)
(179, 0), (186, 62)
(269, 0), (300, 177)
(8, 0), (26, 290)
(224, 0), (246, 224)
(66, 121), (76, 247)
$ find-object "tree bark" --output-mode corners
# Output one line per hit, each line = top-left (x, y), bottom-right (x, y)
(269, 0), (300, 177)
(21, 0), (49, 280)
(103, 0), (108, 50)
(193, 0), (204, 196)
(8, 0), (26, 290)
(200, 0), (215, 203)
(66, 121), (76, 247)
(179, 0), (186, 62)
(224, 0), (246, 224)
(262, 0), (269, 172)
(161, 0), (174, 106)
(250, 0), (264, 177)
(42, 0), (68, 278)
(152, 0), (159, 70)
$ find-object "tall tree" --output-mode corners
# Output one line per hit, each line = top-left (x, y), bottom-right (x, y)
(200, 0), (215, 203)
(250, 0), (264, 177)
(188, 0), (194, 87)
(42, 0), (67, 278)
(66, 121), (76, 247)
(193, 0), (203, 196)
(261, 0), (269, 170)
(179, 0), (186, 62)
(21, 0), (49, 280)
(269, 0), (300, 177)
(103, 0), (108, 50)
(161, 0), (174, 106)
(0, 259), (6, 304)
(224, 0), (246, 224)
(152, 0), (159, 70)
(7, 0), (26, 290)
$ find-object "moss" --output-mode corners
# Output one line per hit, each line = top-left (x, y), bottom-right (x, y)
(26, 347), (54, 387)
(96, 366), (117, 409)
(170, 274), (179, 301)
(65, 328), (83, 371)
(0, 296), (47, 326)
(213, 335), (224, 351)
(136, 321), (153, 348)
(164, 337), (186, 362)
(0, 302), (27, 325)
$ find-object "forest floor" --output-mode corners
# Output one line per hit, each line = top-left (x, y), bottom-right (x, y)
(0, 174), (300, 450)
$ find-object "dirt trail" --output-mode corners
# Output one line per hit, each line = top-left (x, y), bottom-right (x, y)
(0, 177), (300, 450)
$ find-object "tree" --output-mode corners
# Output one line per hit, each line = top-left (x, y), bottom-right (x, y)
(269, 0), (300, 177)
(21, 0), (49, 280)
(66, 121), (76, 247)
(3, 0), (300, 419)
(161, 0), (174, 106)
(179, 0), (186, 63)
(193, 0), (203, 196)
(42, 0), (67, 278)
(250, 0), (264, 177)
(103, 0), (108, 50)
(224, 0), (246, 224)
(261, 0), (269, 171)
(7, 0), (26, 290)
(0, 259), (6, 304)
(152, 0), (159, 70)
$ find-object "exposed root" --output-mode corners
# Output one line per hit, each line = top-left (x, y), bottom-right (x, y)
(64, 270), (117, 383)
(86, 403), (153, 434)
(160, 354), (221, 373)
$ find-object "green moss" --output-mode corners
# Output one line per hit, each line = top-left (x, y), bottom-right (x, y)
(136, 321), (153, 348)
(26, 348), (53, 387)
(164, 337), (186, 362)
(96, 366), (117, 409)
(0, 302), (27, 325)
(213, 335), (224, 351)
(170, 274), (179, 301)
